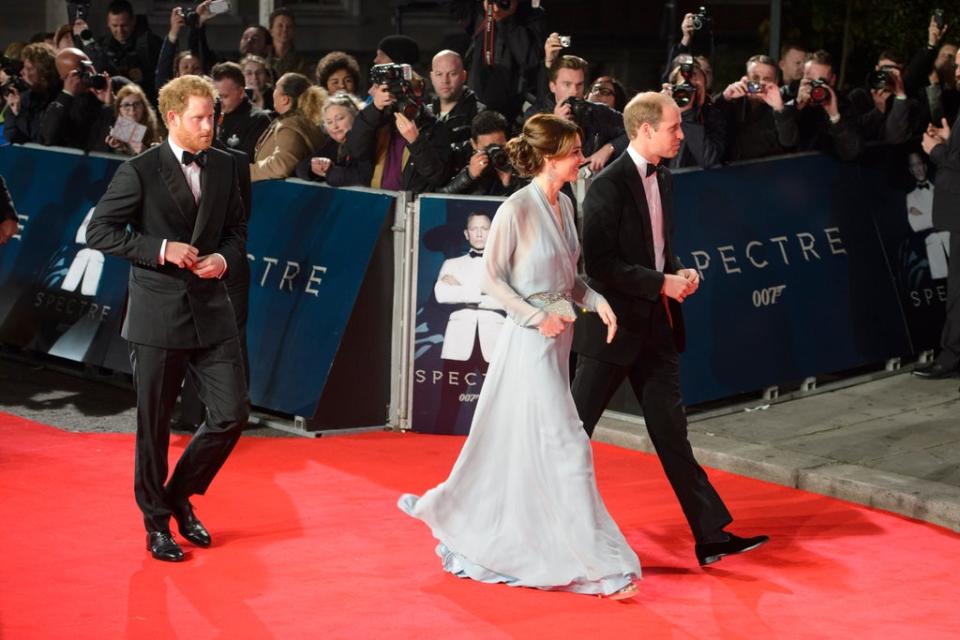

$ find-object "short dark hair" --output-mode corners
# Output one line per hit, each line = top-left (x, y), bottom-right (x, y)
(747, 54), (777, 69)
(471, 110), (508, 139)
(548, 55), (589, 83)
(244, 24), (273, 47)
(807, 50), (834, 71)
(107, 0), (134, 17)
(315, 51), (361, 92)
(212, 61), (245, 87)
(780, 42), (806, 59)
(877, 49), (905, 66)
(465, 212), (492, 228)
(269, 8), (295, 29)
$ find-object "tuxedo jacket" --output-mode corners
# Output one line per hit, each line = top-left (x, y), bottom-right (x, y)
(930, 110), (960, 233)
(86, 143), (247, 349)
(434, 253), (505, 362)
(572, 150), (686, 366)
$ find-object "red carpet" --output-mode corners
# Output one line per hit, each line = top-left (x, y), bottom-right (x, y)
(1, 412), (958, 639)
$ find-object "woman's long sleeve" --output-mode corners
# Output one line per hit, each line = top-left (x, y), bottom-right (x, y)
(482, 201), (544, 328)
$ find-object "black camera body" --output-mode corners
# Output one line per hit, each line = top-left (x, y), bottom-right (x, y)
(175, 6), (201, 29)
(562, 96), (592, 127)
(671, 61), (697, 107)
(934, 8), (945, 29)
(369, 63), (424, 119)
(867, 66), (897, 91)
(692, 6), (711, 30)
(66, 0), (92, 22)
(745, 80), (764, 94)
(809, 78), (830, 105)
(483, 143), (511, 172)
(78, 60), (109, 92)
(0, 56), (29, 97)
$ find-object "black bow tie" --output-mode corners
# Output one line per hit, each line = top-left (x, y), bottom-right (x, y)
(917, 181), (930, 190)
(468, 249), (483, 258)
(645, 163), (658, 178)
(181, 150), (207, 168)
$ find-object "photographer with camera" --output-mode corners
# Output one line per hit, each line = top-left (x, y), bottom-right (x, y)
(427, 50), (486, 152)
(38, 47), (115, 152)
(716, 54), (798, 162)
(524, 55), (627, 172)
(791, 50), (862, 161)
(778, 43), (807, 100)
(464, 0), (546, 124)
(660, 55), (725, 168)
(155, 2), (227, 94)
(73, 0), (162, 100)
(2, 43), (60, 145)
(439, 110), (525, 196)
(212, 62), (271, 161)
(345, 60), (448, 193)
(904, 13), (959, 131)
(848, 51), (917, 145)
(662, 9), (713, 88)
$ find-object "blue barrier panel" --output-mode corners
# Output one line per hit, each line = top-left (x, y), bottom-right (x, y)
(0, 146), (131, 372)
(411, 195), (504, 434)
(244, 182), (395, 417)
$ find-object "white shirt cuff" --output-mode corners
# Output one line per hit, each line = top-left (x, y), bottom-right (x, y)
(159, 239), (167, 265)
(213, 252), (228, 279)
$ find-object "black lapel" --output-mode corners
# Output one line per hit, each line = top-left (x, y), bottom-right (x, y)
(157, 143), (198, 226)
(656, 167), (675, 267)
(190, 151), (214, 245)
(618, 152), (656, 266)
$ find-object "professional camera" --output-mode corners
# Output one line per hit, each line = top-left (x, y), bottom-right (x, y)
(78, 59), (109, 92)
(175, 6), (201, 29)
(933, 8), (945, 29)
(745, 80), (764, 94)
(483, 143), (511, 172)
(808, 78), (830, 105)
(562, 96), (592, 127)
(671, 61), (697, 107)
(867, 66), (896, 91)
(0, 56), (29, 98)
(691, 6), (711, 30)
(369, 63), (424, 119)
(66, 0), (91, 22)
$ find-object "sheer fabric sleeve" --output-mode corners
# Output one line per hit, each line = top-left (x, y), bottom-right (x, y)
(572, 275), (605, 312)
(482, 200), (545, 328)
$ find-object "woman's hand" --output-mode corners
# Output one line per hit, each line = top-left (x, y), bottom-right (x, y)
(597, 300), (617, 344)
(537, 312), (575, 339)
(311, 157), (332, 176)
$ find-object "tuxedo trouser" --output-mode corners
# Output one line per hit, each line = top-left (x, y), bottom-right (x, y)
(570, 304), (733, 543)
(937, 233), (960, 369)
(129, 337), (249, 533)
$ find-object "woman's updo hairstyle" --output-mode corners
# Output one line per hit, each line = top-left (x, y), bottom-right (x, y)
(505, 113), (582, 178)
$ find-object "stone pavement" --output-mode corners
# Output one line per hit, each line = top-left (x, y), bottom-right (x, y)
(595, 371), (960, 532)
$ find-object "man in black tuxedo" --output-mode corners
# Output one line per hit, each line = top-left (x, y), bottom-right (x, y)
(916, 57), (960, 382)
(87, 75), (249, 562)
(571, 92), (768, 567)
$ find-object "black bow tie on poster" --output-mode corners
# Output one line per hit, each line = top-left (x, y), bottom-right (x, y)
(469, 250), (483, 258)
(917, 181), (930, 190)
(181, 150), (207, 168)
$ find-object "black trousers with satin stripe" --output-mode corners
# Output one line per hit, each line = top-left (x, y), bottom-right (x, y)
(129, 337), (248, 532)
(936, 233), (960, 369)
(570, 303), (732, 543)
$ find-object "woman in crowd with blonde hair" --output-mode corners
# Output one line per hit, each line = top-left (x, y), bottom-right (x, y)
(295, 91), (369, 187)
(251, 72), (326, 182)
(106, 83), (163, 156)
(398, 113), (639, 600)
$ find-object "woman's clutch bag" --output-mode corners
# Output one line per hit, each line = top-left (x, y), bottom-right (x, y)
(525, 292), (578, 320)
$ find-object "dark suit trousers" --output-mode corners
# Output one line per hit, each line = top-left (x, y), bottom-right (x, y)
(129, 337), (249, 532)
(937, 233), (960, 369)
(570, 303), (732, 542)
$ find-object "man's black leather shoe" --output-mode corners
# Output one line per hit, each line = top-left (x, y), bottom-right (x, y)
(171, 502), (212, 547)
(147, 531), (185, 562)
(695, 532), (769, 566)
(913, 362), (958, 379)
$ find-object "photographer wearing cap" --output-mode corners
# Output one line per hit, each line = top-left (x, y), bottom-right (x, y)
(791, 50), (862, 161)
(716, 54), (798, 162)
(848, 51), (917, 145)
(439, 110), (526, 196)
(524, 55), (627, 173)
(2, 43), (60, 145)
(73, 0), (162, 100)
(39, 47), (116, 152)
(660, 55), (725, 168)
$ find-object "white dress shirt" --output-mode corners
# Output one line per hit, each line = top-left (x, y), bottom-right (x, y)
(626, 145), (666, 272)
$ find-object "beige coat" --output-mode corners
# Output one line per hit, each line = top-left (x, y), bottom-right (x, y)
(250, 112), (326, 182)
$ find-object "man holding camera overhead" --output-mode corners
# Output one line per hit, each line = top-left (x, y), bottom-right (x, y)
(789, 50), (862, 161)
(39, 48), (115, 152)
(660, 54), (726, 168)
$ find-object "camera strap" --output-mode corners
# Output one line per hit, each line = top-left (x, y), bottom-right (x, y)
(483, 5), (496, 66)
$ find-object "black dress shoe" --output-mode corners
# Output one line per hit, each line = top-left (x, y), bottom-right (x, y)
(147, 531), (184, 562)
(695, 531), (769, 566)
(171, 501), (212, 547)
(913, 362), (958, 379)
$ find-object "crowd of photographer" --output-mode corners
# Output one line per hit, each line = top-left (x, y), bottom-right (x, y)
(1, 1), (959, 200)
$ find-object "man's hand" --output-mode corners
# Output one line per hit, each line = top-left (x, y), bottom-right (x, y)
(761, 82), (784, 110)
(440, 274), (462, 286)
(73, 19), (90, 38)
(662, 273), (696, 302)
(196, 0), (217, 25)
(311, 157), (332, 177)
(889, 67), (906, 98)
(929, 15), (948, 48)
(371, 84), (395, 111)
(677, 268), (700, 294)
(553, 99), (573, 121)
(822, 83), (840, 119)
(168, 7), (186, 41)
(923, 118), (951, 154)
(4, 87), (20, 116)
(796, 78), (812, 109)
(871, 88), (892, 114)
(191, 254), (226, 279)
(680, 13), (696, 46)
(467, 149), (488, 179)
(0, 219), (18, 244)
(92, 72), (113, 105)
(164, 241), (199, 269)
(597, 300), (618, 344)
(722, 77), (748, 102)
(544, 32), (564, 68)
(394, 111), (419, 144)
(537, 312), (575, 339)
(587, 144), (614, 172)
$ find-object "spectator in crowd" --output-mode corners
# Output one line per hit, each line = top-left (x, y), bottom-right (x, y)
(345, 66), (447, 193)
(241, 54), (274, 112)
(464, 0), (545, 124)
(53, 25), (74, 52)
(296, 92), (368, 187)
(439, 110), (525, 196)
(315, 51), (361, 99)
(250, 72), (326, 182)
(525, 55), (627, 172)
(427, 50), (485, 153)
(105, 82), (162, 155)
(587, 75), (628, 112)
(848, 51), (918, 145)
(267, 9), (309, 77)
(0, 174), (17, 244)
(40, 48), (115, 152)
(696, 55), (715, 94)
(662, 12), (714, 91)
(791, 50), (862, 161)
(239, 25), (272, 60)
(212, 62), (271, 161)
(716, 54), (798, 162)
(905, 16), (959, 130)
(662, 55), (725, 168)
(2, 43), (60, 145)
(778, 43), (807, 99)
(73, 0), (162, 99)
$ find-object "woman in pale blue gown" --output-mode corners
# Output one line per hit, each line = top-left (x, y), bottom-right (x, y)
(399, 114), (640, 599)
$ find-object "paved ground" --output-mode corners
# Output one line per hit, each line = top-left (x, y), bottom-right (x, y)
(2, 351), (958, 532)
